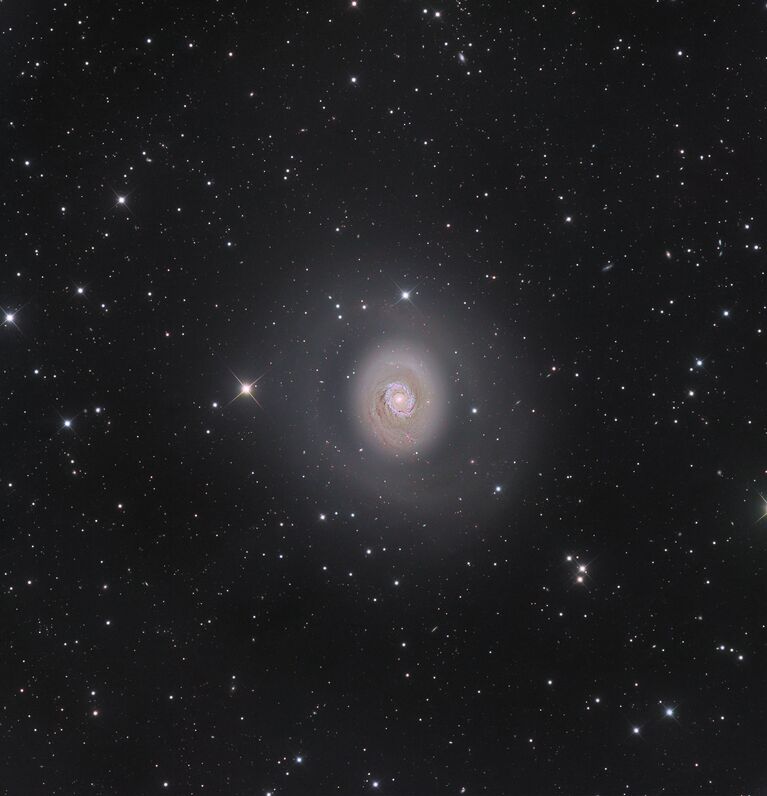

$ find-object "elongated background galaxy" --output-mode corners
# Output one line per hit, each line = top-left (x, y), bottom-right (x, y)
(2, 1), (767, 794)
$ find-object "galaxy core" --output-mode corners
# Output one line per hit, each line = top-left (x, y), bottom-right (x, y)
(353, 344), (446, 456)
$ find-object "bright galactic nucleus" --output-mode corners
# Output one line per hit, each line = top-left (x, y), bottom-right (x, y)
(352, 344), (447, 456)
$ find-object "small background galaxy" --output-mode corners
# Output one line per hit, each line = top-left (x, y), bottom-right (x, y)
(2, 1), (767, 794)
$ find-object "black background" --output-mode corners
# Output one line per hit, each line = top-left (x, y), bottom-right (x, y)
(2, 1), (766, 793)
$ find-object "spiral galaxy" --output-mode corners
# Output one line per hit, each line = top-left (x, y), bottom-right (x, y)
(353, 344), (446, 456)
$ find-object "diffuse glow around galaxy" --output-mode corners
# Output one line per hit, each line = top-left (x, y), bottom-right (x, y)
(262, 277), (530, 522)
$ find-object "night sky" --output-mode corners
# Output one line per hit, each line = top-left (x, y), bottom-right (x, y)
(3, 1), (767, 794)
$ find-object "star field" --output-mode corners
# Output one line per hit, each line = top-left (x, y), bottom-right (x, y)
(2, 1), (767, 794)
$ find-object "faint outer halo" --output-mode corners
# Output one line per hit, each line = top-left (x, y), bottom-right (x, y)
(352, 343), (447, 456)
